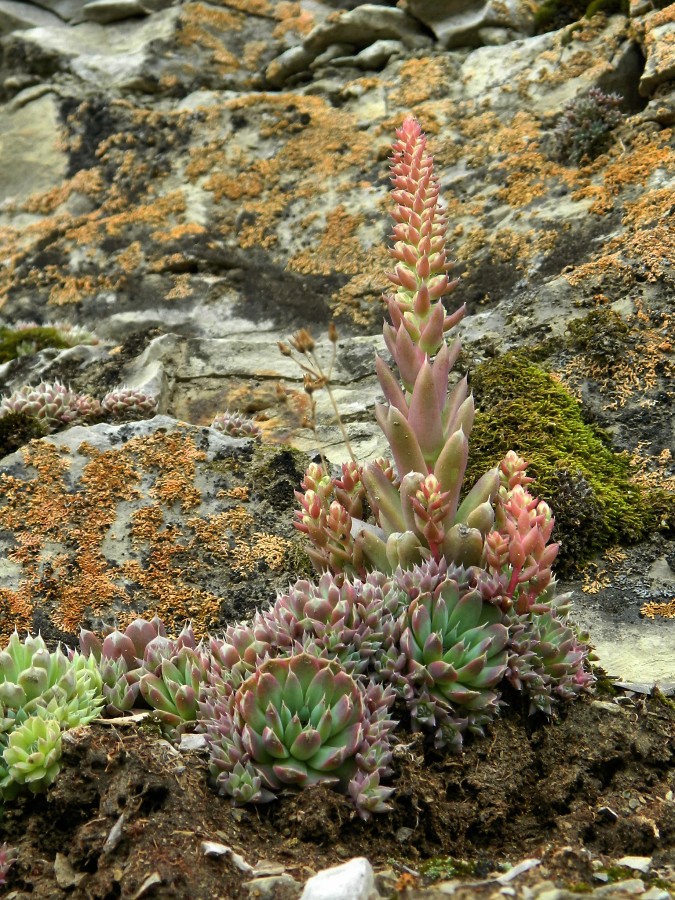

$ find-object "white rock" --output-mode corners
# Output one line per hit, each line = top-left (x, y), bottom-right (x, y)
(300, 857), (376, 900)
(0, 0), (64, 34)
(616, 856), (652, 873)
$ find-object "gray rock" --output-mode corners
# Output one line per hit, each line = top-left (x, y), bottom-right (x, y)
(244, 874), (302, 897)
(27, 0), (86, 22)
(54, 853), (86, 889)
(460, 16), (637, 113)
(5, 8), (179, 91)
(81, 0), (151, 24)
(640, 20), (675, 95)
(310, 43), (356, 69)
(303, 5), (432, 53)
(0, 93), (68, 205)
(300, 857), (376, 900)
(82, 0), (174, 20)
(0, 416), (309, 639)
(353, 38), (403, 70)
(407, 0), (535, 49)
(266, 45), (316, 87)
(0, 0), (64, 34)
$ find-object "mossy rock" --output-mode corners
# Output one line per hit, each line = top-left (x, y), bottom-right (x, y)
(0, 326), (75, 363)
(566, 308), (631, 368)
(465, 353), (672, 572)
(534, 0), (629, 33)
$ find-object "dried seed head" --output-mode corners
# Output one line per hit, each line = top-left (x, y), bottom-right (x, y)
(291, 329), (315, 354)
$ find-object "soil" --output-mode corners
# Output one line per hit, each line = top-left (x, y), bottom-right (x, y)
(1, 680), (674, 899)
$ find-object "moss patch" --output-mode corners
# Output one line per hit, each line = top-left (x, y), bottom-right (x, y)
(0, 326), (76, 363)
(465, 353), (669, 570)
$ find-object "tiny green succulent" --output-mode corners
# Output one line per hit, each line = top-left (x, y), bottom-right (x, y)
(0, 711), (63, 798)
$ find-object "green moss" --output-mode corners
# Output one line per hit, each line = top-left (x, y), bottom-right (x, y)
(420, 857), (479, 882)
(566, 309), (630, 367)
(465, 352), (666, 569)
(0, 326), (77, 363)
(585, 0), (629, 17)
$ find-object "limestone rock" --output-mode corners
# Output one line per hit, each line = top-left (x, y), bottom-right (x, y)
(0, 92), (67, 204)
(23, 0), (87, 21)
(0, 7), (180, 92)
(0, 416), (310, 642)
(0, 0), (64, 34)
(407, 0), (536, 48)
(267, 3), (430, 84)
(639, 17), (675, 95)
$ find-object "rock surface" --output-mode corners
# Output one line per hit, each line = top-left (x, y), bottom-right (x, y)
(0, 416), (310, 643)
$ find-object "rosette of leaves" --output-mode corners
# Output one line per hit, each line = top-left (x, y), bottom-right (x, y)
(386, 560), (509, 750)
(139, 643), (211, 736)
(203, 652), (396, 819)
(0, 632), (103, 799)
(0, 711), (62, 798)
(0, 631), (103, 730)
(506, 609), (595, 715)
(553, 88), (624, 165)
(256, 570), (405, 674)
(79, 617), (203, 722)
(211, 410), (262, 440)
(0, 381), (87, 433)
(100, 386), (158, 420)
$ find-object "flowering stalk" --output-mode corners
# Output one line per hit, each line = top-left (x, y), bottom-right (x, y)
(293, 117), (499, 576)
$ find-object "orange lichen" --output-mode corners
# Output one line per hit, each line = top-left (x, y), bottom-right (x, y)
(0, 428), (297, 641)
(165, 274), (194, 300)
(178, 3), (243, 74)
(21, 169), (104, 216)
(287, 206), (365, 276)
(151, 223), (207, 242)
(272, 1), (315, 39)
(389, 57), (455, 107)
(640, 598), (675, 620)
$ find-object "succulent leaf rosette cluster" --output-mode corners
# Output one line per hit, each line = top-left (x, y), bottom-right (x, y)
(0, 117), (597, 817)
(211, 410), (262, 440)
(79, 617), (209, 736)
(202, 652), (396, 819)
(0, 632), (103, 797)
(0, 381), (157, 433)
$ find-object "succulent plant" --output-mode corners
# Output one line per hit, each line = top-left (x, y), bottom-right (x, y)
(211, 410), (262, 440)
(553, 88), (624, 165)
(100, 386), (158, 419)
(139, 644), (210, 735)
(79, 618), (205, 726)
(203, 652), (396, 818)
(0, 711), (63, 798)
(293, 117), (500, 577)
(0, 631), (103, 729)
(256, 570), (405, 675)
(507, 608), (595, 715)
(485, 451), (560, 614)
(0, 381), (86, 433)
(382, 560), (509, 749)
